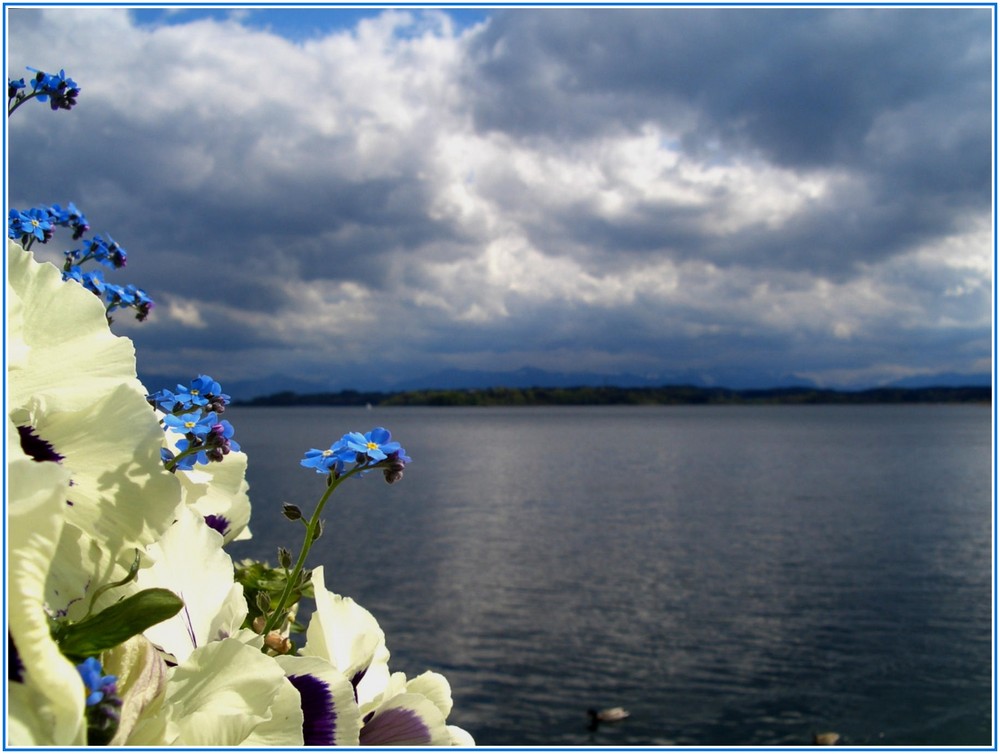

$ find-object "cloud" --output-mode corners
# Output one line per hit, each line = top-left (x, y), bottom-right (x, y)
(464, 9), (990, 163)
(6, 6), (992, 391)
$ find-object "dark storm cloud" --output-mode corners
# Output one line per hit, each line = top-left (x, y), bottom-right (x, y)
(7, 98), (451, 295)
(465, 8), (989, 167)
(464, 7), (992, 276)
(5, 6), (992, 390)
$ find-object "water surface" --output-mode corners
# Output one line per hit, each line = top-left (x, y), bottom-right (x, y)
(227, 404), (993, 746)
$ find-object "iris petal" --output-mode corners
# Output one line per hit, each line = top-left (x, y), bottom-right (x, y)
(16, 425), (63, 463)
(302, 566), (387, 692)
(275, 655), (362, 746)
(126, 639), (303, 746)
(8, 241), (139, 417)
(359, 693), (451, 746)
(176, 449), (252, 543)
(7, 419), (86, 745)
(288, 673), (335, 745)
(360, 706), (431, 745)
(133, 508), (247, 664)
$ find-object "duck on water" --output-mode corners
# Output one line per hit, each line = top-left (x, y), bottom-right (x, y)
(587, 707), (630, 730)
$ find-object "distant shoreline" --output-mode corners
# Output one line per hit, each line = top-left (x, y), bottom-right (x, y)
(234, 385), (992, 408)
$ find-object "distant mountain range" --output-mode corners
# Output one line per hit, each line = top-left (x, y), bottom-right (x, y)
(383, 365), (826, 391)
(239, 384), (992, 408)
(878, 371), (993, 389)
(139, 365), (992, 402)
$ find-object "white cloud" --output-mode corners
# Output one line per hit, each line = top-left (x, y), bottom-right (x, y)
(6, 7), (991, 389)
(163, 299), (207, 329)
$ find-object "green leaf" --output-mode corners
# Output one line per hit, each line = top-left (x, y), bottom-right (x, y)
(57, 588), (184, 660)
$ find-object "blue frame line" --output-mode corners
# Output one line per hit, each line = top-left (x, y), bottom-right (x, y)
(994, 2), (999, 750)
(2, 1), (1000, 6)
(2, 3), (997, 752)
(3, 3), (10, 748)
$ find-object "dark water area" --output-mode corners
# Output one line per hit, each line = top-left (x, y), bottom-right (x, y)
(226, 404), (994, 747)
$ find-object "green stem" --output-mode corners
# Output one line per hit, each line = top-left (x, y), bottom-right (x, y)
(260, 465), (363, 640)
(164, 444), (201, 472)
(8, 91), (40, 116)
(64, 251), (97, 272)
(83, 550), (141, 619)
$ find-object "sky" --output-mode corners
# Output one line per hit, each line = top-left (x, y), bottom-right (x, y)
(5, 5), (994, 395)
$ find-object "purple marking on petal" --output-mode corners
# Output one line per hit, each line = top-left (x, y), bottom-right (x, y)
(360, 707), (433, 746)
(179, 597), (197, 649)
(203, 514), (230, 537)
(288, 673), (336, 745)
(16, 425), (63, 463)
(350, 667), (367, 703)
(8, 633), (24, 683)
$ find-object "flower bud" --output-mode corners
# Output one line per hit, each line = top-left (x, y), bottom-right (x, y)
(281, 503), (302, 521)
(264, 631), (292, 655)
(101, 636), (167, 746)
(278, 547), (292, 569)
(256, 591), (272, 612)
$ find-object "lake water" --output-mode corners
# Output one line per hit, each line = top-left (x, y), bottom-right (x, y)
(225, 404), (994, 747)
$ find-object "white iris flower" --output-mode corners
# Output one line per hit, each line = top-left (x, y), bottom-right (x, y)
(173, 443), (253, 543)
(124, 638), (304, 746)
(302, 567), (475, 746)
(7, 419), (86, 746)
(5, 240), (474, 747)
(132, 507), (248, 664)
(7, 241), (181, 560)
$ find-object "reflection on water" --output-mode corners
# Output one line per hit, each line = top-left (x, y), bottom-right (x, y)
(227, 404), (993, 746)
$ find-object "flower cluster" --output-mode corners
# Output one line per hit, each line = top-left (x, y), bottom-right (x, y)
(8, 62), (472, 749)
(302, 427), (411, 484)
(64, 234), (127, 269)
(149, 376), (239, 471)
(8, 72), (153, 323)
(9, 203), (89, 247)
(251, 429), (412, 644)
(93, 277), (155, 322)
(8, 66), (80, 115)
(76, 657), (123, 745)
(8, 202), (155, 323)
(8, 237), (474, 746)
